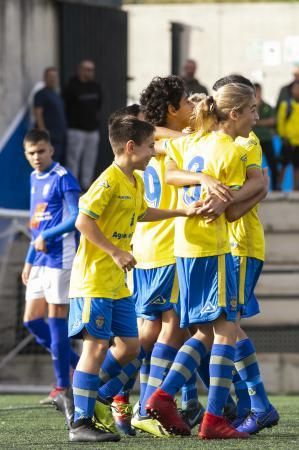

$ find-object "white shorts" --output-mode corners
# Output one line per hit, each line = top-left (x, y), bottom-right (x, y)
(25, 266), (71, 304)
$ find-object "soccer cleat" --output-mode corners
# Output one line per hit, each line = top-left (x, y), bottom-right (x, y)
(180, 399), (205, 429)
(69, 418), (121, 442)
(199, 412), (250, 439)
(112, 396), (136, 436)
(53, 387), (74, 429)
(93, 396), (119, 435)
(231, 415), (247, 428)
(223, 402), (238, 422)
(131, 405), (170, 438)
(39, 386), (65, 405)
(146, 388), (191, 436)
(236, 405), (279, 435)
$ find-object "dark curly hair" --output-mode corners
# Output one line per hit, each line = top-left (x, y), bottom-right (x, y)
(140, 76), (186, 126)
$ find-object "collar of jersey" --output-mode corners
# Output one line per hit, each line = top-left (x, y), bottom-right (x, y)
(34, 162), (58, 179)
(113, 161), (137, 188)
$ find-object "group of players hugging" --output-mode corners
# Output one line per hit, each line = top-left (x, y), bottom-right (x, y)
(22, 73), (279, 442)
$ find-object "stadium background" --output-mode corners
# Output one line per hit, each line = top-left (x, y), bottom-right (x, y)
(0, 0), (298, 395)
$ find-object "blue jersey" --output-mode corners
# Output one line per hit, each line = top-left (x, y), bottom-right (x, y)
(30, 163), (80, 269)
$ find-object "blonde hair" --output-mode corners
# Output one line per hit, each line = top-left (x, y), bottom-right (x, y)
(193, 83), (254, 133)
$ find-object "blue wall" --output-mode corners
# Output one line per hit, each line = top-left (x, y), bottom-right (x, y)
(0, 112), (32, 210)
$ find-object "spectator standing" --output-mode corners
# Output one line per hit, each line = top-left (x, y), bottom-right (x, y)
(33, 67), (67, 164)
(277, 80), (299, 190)
(276, 65), (299, 110)
(63, 60), (102, 190)
(253, 83), (278, 190)
(181, 59), (208, 96)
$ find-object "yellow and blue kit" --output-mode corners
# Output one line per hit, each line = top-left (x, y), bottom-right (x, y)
(68, 162), (147, 339)
(232, 132), (265, 318)
(132, 146), (179, 320)
(166, 131), (247, 326)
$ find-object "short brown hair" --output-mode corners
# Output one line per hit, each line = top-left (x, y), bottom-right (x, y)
(24, 129), (50, 147)
(109, 117), (154, 155)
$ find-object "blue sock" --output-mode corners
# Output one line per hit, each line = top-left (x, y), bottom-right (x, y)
(139, 351), (151, 405)
(48, 318), (70, 388)
(235, 338), (270, 413)
(207, 343), (235, 416)
(99, 349), (145, 399)
(140, 342), (177, 416)
(233, 368), (250, 417)
(181, 372), (198, 408)
(160, 337), (207, 397)
(24, 318), (51, 351)
(98, 349), (122, 388)
(73, 370), (99, 421)
(24, 318), (79, 373)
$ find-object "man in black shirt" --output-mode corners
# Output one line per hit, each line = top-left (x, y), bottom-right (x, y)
(181, 59), (208, 96)
(34, 67), (67, 164)
(64, 60), (102, 190)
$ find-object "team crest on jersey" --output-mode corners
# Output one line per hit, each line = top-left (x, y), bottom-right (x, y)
(42, 183), (50, 197)
(248, 387), (256, 396)
(201, 302), (217, 314)
(230, 297), (237, 310)
(95, 316), (105, 329)
(151, 296), (166, 305)
(99, 180), (110, 189)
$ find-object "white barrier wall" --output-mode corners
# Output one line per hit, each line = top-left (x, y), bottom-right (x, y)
(0, 0), (58, 138)
(124, 3), (299, 105)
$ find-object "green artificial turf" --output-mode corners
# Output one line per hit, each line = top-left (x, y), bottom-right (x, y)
(0, 395), (298, 449)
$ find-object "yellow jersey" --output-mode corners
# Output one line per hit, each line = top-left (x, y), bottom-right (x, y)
(69, 163), (148, 299)
(167, 131), (247, 258)
(230, 132), (265, 261)
(277, 99), (299, 146)
(133, 148), (177, 269)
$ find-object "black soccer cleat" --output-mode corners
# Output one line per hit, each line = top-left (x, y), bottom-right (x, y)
(53, 387), (74, 429)
(69, 418), (121, 442)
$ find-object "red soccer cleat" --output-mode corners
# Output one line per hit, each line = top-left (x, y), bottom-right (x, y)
(199, 412), (250, 440)
(146, 388), (191, 436)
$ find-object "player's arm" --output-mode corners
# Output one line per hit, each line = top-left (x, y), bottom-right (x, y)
(21, 244), (36, 285)
(226, 168), (269, 222)
(33, 107), (46, 130)
(76, 212), (136, 272)
(139, 202), (203, 222)
(201, 167), (266, 222)
(166, 159), (233, 203)
(155, 127), (183, 140)
(34, 190), (80, 253)
(229, 167), (265, 205)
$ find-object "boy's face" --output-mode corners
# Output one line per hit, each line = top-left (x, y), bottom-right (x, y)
(175, 94), (194, 129)
(24, 140), (54, 173)
(131, 134), (155, 171)
(235, 95), (259, 138)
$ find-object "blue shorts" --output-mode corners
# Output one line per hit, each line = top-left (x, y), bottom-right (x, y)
(233, 256), (263, 318)
(176, 254), (238, 327)
(133, 264), (179, 321)
(68, 296), (138, 340)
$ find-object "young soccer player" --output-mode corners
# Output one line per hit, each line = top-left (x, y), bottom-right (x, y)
(146, 83), (265, 440)
(67, 116), (201, 442)
(22, 129), (80, 418)
(213, 75), (279, 434)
